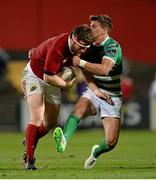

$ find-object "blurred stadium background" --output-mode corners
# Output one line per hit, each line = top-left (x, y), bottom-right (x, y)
(0, 0), (156, 132)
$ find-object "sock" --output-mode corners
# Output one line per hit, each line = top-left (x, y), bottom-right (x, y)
(35, 123), (49, 147)
(25, 123), (38, 160)
(37, 122), (49, 139)
(63, 115), (80, 142)
(93, 139), (112, 158)
(33, 122), (49, 148)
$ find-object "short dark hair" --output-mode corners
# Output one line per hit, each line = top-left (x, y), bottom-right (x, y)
(89, 15), (112, 29)
(72, 24), (94, 46)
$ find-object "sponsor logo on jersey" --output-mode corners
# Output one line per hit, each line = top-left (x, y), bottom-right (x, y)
(106, 49), (116, 56)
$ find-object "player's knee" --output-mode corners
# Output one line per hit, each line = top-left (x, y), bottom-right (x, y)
(30, 113), (44, 126)
(106, 137), (118, 149)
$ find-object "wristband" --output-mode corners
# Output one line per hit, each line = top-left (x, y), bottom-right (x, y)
(93, 88), (100, 95)
(79, 59), (87, 68)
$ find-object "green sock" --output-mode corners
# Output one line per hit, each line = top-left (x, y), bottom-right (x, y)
(93, 139), (112, 158)
(63, 115), (80, 142)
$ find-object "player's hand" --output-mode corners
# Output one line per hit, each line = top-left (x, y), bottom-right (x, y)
(96, 91), (114, 105)
(72, 56), (80, 67)
(65, 77), (76, 89)
(28, 48), (35, 59)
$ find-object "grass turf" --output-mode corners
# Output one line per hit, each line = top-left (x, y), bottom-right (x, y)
(0, 129), (156, 178)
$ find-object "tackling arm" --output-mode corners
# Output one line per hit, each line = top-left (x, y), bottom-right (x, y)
(72, 56), (115, 76)
(82, 70), (114, 105)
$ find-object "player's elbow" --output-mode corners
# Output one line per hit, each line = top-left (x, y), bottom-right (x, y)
(43, 74), (57, 84)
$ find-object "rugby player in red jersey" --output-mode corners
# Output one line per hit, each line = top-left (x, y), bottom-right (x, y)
(21, 24), (94, 170)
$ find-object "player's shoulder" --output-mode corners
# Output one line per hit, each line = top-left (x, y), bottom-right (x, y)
(56, 32), (69, 41)
(48, 33), (69, 44)
(105, 37), (121, 49)
(45, 33), (70, 50)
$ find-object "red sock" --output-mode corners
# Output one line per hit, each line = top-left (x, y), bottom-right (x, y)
(25, 123), (38, 161)
(34, 123), (49, 149)
(37, 122), (49, 139)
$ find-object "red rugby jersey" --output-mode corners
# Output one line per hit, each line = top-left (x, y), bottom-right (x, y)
(30, 33), (72, 79)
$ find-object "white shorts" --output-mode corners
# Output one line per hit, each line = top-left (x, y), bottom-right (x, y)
(82, 88), (122, 118)
(21, 63), (61, 104)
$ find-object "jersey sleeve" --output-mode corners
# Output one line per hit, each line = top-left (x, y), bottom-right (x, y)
(44, 46), (62, 75)
(103, 43), (121, 64)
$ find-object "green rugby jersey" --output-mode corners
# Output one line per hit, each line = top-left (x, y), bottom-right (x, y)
(81, 37), (122, 97)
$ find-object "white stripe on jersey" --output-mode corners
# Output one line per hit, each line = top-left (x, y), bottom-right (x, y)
(97, 82), (120, 88)
(102, 56), (115, 63)
(93, 74), (120, 81)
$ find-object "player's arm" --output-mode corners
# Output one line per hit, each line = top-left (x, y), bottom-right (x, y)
(43, 74), (75, 89)
(72, 55), (114, 76)
(82, 70), (114, 105)
(44, 46), (76, 89)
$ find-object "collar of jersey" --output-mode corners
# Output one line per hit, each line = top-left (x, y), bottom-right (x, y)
(93, 36), (110, 46)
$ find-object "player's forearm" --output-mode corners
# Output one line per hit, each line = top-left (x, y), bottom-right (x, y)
(82, 71), (100, 95)
(87, 81), (100, 95)
(44, 74), (67, 88)
(79, 60), (109, 76)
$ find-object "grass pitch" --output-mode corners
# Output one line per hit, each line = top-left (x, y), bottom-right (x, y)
(0, 129), (156, 179)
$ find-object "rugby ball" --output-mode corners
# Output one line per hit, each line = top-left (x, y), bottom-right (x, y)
(61, 67), (75, 81)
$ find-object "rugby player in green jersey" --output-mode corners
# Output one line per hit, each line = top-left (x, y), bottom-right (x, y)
(53, 15), (122, 170)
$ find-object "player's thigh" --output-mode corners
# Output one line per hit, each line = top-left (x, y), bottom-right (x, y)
(44, 84), (61, 129)
(102, 117), (121, 145)
(74, 97), (96, 118)
(44, 101), (60, 129)
(27, 93), (45, 125)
